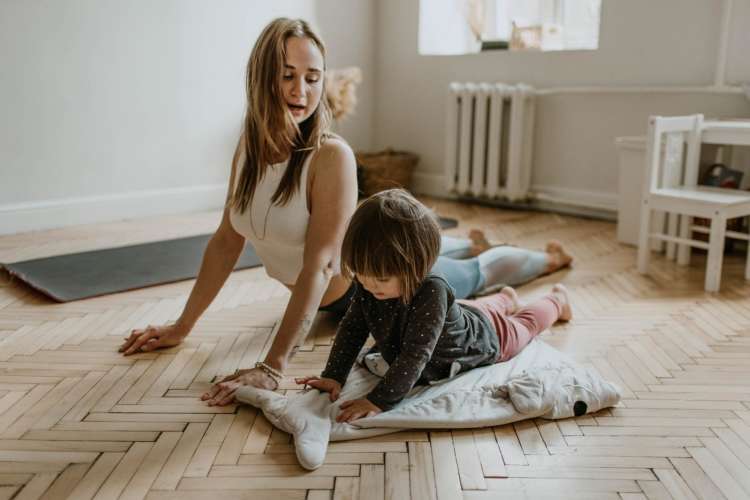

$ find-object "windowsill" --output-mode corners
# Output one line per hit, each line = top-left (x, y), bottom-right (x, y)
(480, 40), (510, 51)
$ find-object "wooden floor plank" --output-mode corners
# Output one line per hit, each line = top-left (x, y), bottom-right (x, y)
(670, 457), (729, 500)
(451, 430), (486, 490)
(472, 428), (507, 477)
(384, 452), (409, 500)
(687, 446), (749, 500)
(94, 442), (153, 500)
(13, 472), (58, 500)
(359, 464), (385, 500)
(408, 442), (436, 500)
(333, 476), (359, 500)
(3, 200), (750, 499)
(145, 491), (305, 500)
(120, 433), (181, 500)
(39, 463), (91, 500)
(494, 424), (528, 465)
(207, 464), (358, 477)
(177, 476), (333, 490)
(428, 432), (462, 500)
(637, 478), (678, 500)
(151, 422), (208, 490)
(215, 406), (256, 464)
(66, 452), (124, 500)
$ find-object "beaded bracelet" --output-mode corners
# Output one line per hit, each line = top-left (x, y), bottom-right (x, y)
(255, 361), (283, 388)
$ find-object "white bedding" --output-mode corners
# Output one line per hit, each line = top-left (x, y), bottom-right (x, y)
(235, 340), (621, 470)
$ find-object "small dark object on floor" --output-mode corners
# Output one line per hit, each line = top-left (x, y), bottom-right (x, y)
(439, 216), (458, 229)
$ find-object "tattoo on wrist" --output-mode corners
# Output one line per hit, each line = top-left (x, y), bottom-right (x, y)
(292, 314), (313, 348)
(299, 315), (313, 338)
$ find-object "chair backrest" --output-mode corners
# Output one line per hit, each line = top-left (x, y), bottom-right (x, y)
(644, 114), (703, 195)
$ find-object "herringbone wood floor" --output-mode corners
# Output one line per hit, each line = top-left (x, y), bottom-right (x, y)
(1, 198), (749, 500)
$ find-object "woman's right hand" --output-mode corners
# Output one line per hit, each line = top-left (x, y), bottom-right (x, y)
(295, 376), (342, 402)
(119, 323), (189, 356)
(201, 367), (279, 406)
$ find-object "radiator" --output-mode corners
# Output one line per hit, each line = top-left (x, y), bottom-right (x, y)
(444, 83), (535, 201)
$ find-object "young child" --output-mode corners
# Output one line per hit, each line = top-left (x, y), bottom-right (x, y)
(295, 189), (572, 423)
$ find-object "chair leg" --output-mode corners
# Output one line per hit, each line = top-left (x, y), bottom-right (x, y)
(677, 214), (692, 266)
(666, 213), (679, 260)
(705, 214), (727, 293)
(637, 200), (652, 275)
(745, 234), (750, 281)
(652, 211), (665, 253)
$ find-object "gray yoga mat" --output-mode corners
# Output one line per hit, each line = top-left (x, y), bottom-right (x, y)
(2, 235), (263, 303)
(2, 217), (458, 303)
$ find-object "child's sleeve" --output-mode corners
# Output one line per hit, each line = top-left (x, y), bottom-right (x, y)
(366, 281), (449, 411)
(320, 288), (370, 386)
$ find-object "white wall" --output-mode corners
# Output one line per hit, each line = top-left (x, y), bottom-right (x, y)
(373, 0), (750, 213)
(4, 0), (749, 235)
(727, 0), (750, 84)
(315, 0), (376, 151)
(0, 0), (375, 235)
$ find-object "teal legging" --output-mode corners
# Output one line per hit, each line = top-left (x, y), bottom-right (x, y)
(320, 236), (549, 314)
(433, 236), (549, 299)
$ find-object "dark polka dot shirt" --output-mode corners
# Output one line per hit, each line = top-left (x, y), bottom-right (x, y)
(321, 275), (499, 411)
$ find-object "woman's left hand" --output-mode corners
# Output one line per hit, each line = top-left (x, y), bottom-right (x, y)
(201, 367), (278, 406)
(336, 398), (382, 423)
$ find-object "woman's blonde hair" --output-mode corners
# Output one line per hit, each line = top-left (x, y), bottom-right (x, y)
(341, 189), (441, 302)
(230, 18), (333, 212)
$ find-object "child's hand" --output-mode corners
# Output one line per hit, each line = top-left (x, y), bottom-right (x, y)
(336, 398), (382, 423)
(295, 376), (342, 402)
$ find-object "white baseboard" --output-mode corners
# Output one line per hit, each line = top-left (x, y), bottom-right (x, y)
(2, 176), (620, 236)
(0, 184), (227, 236)
(411, 172), (618, 220)
(531, 184), (618, 213)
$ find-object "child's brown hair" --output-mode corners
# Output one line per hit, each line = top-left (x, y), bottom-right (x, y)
(341, 189), (441, 301)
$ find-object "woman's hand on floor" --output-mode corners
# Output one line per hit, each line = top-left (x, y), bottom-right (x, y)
(336, 398), (381, 423)
(295, 376), (342, 402)
(201, 367), (278, 406)
(119, 323), (188, 356)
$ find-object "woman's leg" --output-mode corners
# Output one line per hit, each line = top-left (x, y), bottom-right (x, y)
(432, 256), (485, 300)
(476, 246), (550, 289)
(318, 281), (357, 316)
(435, 228), (573, 298)
(433, 246), (551, 299)
(462, 285), (571, 362)
(439, 236), (475, 259)
(439, 230), (506, 259)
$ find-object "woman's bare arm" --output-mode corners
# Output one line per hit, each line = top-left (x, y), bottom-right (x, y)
(120, 139), (246, 355)
(202, 138), (357, 404)
(264, 139), (357, 370)
(178, 211), (245, 330)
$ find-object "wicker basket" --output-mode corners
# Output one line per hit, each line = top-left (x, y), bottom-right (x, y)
(355, 148), (419, 196)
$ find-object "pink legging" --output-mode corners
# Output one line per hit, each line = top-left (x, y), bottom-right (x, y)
(459, 293), (563, 362)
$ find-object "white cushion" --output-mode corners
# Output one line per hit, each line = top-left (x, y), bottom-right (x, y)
(236, 340), (621, 470)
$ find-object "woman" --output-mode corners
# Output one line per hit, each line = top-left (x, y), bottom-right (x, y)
(119, 18), (572, 406)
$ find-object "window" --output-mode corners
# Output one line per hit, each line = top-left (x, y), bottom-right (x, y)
(419, 0), (602, 55)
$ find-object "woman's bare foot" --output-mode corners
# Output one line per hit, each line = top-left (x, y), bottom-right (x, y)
(551, 284), (573, 322)
(469, 229), (493, 256)
(499, 286), (521, 314)
(545, 241), (573, 273)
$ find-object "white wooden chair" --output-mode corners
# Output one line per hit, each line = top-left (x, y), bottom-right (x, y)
(636, 114), (750, 292)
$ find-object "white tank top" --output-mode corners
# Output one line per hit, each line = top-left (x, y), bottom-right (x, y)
(229, 152), (313, 285)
